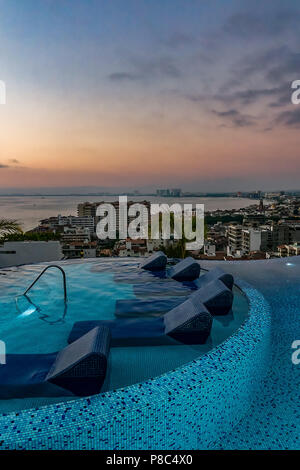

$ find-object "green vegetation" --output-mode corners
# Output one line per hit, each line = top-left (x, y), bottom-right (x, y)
(160, 240), (186, 259)
(156, 212), (209, 259)
(0, 219), (22, 240)
(205, 214), (243, 225)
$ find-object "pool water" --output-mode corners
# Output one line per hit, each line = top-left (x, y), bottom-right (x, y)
(0, 258), (248, 413)
(200, 258), (300, 450)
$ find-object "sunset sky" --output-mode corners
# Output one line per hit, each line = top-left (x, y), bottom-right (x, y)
(0, 0), (300, 193)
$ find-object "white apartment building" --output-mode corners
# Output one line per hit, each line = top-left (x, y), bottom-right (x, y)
(57, 215), (95, 233)
(278, 242), (300, 257)
(39, 215), (95, 234)
(265, 192), (282, 199)
(227, 224), (243, 254)
(242, 228), (262, 253)
(61, 227), (91, 244)
(227, 224), (265, 257)
(78, 200), (151, 235)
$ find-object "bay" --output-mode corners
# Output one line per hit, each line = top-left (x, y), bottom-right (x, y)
(0, 195), (260, 231)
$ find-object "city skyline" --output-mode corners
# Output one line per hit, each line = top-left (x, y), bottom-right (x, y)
(1, 0), (300, 192)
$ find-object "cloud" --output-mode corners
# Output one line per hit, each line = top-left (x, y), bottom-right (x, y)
(108, 72), (140, 82)
(273, 108), (300, 127)
(224, 44), (300, 91)
(0, 159), (20, 169)
(266, 51), (300, 83)
(215, 84), (290, 107)
(214, 42), (300, 115)
(212, 109), (255, 127)
(162, 32), (195, 48)
(108, 56), (181, 82)
(268, 89), (292, 108)
(224, 9), (300, 39)
(184, 93), (207, 103)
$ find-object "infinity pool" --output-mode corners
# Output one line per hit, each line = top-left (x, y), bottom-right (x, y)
(1, 257), (297, 450)
(0, 258), (248, 414)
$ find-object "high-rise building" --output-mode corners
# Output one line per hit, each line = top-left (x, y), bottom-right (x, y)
(39, 214), (95, 233)
(227, 224), (267, 255)
(156, 188), (182, 197)
(170, 188), (182, 197)
(258, 199), (264, 213)
(242, 228), (266, 254)
(77, 200), (151, 236)
(243, 213), (266, 227)
(227, 224), (243, 252)
(156, 189), (170, 197)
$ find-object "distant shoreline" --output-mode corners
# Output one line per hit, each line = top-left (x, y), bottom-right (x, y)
(0, 193), (258, 198)
(1, 195), (267, 232)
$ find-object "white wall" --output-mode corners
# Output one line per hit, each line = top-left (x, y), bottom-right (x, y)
(0, 241), (63, 268)
(83, 248), (96, 258)
(248, 229), (262, 251)
(204, 243), (216, 256)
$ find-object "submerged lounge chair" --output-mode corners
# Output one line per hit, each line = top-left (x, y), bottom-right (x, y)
(197, 267), (234, 290)
(169, 257), (200, 281)
(191, 279), (233, 316)
(116, 279), (233, 319)
(141, 252), (200, 281)
(140, 251), (167, 271)
(68, 291), (213, 346)
(0, 326), (111, 399)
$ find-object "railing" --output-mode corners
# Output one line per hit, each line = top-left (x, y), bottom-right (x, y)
(23, 265), (67, 303)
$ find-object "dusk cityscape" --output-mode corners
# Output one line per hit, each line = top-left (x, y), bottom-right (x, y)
(0, 0), (299, 457)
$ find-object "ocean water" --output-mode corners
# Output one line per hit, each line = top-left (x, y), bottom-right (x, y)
(0, 195), (258, 231)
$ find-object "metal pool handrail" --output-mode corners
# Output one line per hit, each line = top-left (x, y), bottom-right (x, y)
(23, 265), (67, 303)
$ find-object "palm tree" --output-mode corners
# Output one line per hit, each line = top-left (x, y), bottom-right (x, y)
(0, 219), (22, 239)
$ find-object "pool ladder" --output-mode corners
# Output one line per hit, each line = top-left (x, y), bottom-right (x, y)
(15, 265), (68, 324)
(23, 265), (68, 302)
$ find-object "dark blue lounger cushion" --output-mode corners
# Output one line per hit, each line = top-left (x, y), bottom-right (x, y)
(140, 251), (167, 271)
(0, 326), (111, 399)
(117, 276), (234, 319)
(69, 318), (170, 347)
(197, 267), (234, 290)
(47, 326), (111, 396)
(164, 291), (212, 344)
(170, 257), (200, 281)
(68, 296), (212, 346)
(192, 279), (233, 316)
(0, 353), (58, 399)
